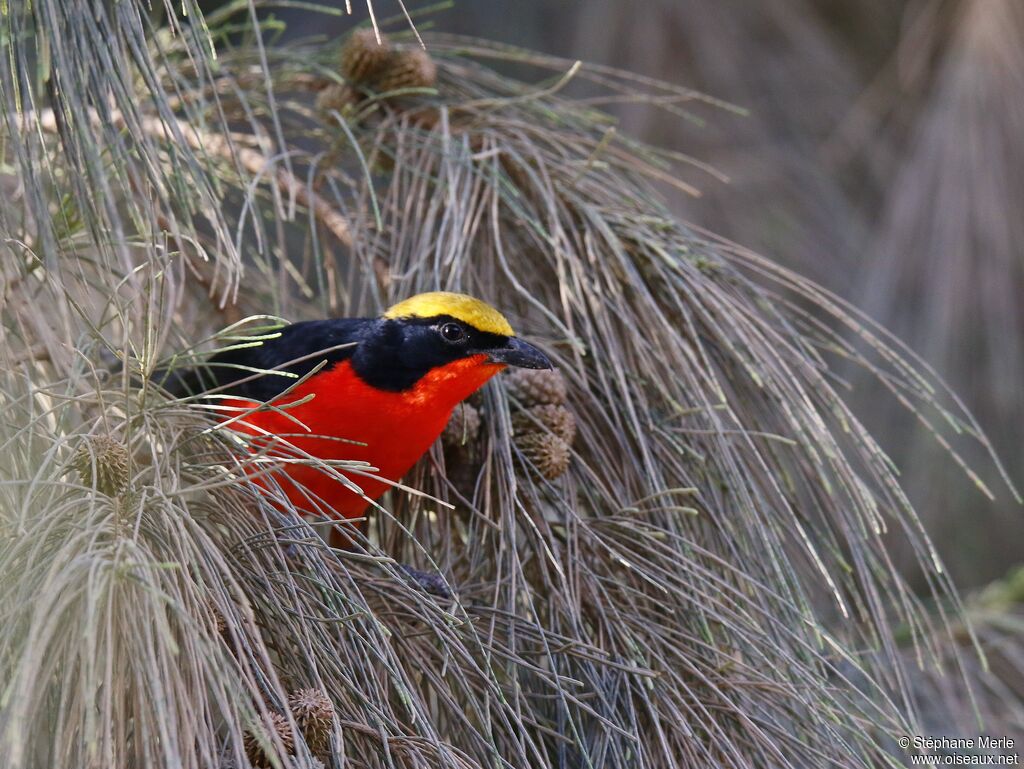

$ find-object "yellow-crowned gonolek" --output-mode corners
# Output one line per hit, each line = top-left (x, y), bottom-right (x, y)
(170, 292), (551, 542)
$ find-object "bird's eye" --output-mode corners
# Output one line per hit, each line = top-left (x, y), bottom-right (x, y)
(439, 322), (466, 343)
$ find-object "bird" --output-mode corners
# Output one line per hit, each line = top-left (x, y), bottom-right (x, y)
(166, 292), (551, 544)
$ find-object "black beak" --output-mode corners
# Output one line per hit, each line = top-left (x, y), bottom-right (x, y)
(486, 336), (552, 370)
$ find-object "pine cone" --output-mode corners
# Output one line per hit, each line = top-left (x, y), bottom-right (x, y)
(340, 28), (392, 83)
(72, 435), (130, 496)
(518, 432), (571, 480)
(244, 712), (294, 768)
(504, 368), (567, 407)
(513, 403), (576, 445)
(288, 688), (335, 756)
(203, 598), (227, 636)
(374, 47), (437, 93)
(315, 82), (360, 116)
(442, 403), (482, 448)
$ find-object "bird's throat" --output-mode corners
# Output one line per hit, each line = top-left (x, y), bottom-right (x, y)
(403, 355), (505, 411)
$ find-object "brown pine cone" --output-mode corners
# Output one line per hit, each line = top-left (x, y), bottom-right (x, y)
(374, 47), (437, 93)
(287, 688), (335, 756)
(244, 712), (294, 768)
(340, 28), (392, 83)
(518, 432), (571, 480)
(504, 368), (567, 408)
(206, 599), (227, 637)
(443, 403), (482, 448)
(315, 82), (360, 116)
(512, 403), (576, 445)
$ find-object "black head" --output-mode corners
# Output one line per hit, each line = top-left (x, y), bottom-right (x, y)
(351, 314), (551, 392)
(171, 292), (552, 401)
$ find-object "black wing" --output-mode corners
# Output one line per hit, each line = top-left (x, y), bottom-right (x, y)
(159, 318), (369, 402)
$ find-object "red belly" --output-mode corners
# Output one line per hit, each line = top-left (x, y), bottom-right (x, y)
(217, 357), (501, 520)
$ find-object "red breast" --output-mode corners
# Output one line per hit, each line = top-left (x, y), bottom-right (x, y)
(221, 355), (504, 519)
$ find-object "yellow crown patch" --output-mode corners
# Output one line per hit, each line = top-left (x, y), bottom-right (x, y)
(383, 292), (515, 336)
